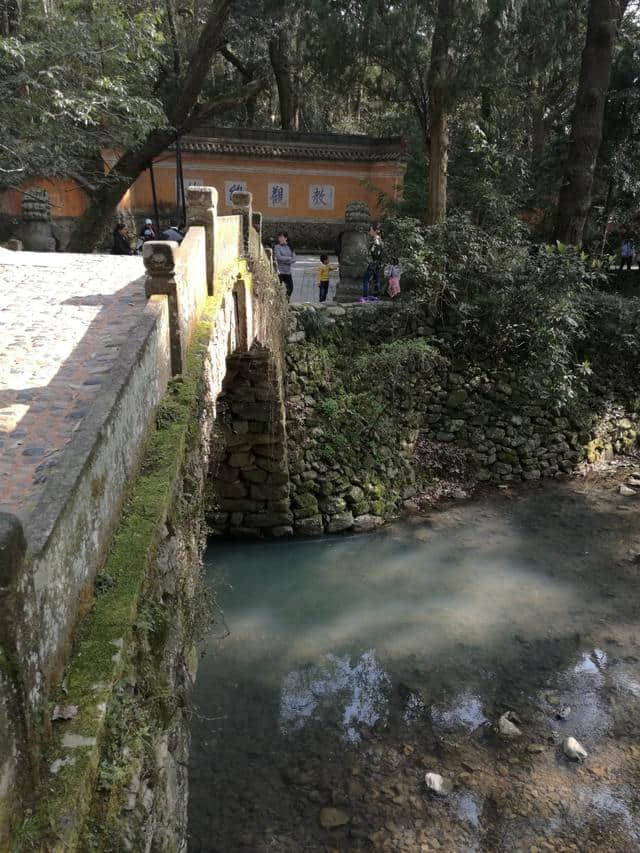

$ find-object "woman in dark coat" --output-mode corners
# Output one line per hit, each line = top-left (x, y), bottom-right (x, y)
(111, 223), (132, 255)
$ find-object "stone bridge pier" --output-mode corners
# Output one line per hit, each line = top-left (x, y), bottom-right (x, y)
(0, 187), (288, 850)
(211, 345), (291, 537)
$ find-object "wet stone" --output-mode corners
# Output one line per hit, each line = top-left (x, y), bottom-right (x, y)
(319, 807), (350, 829)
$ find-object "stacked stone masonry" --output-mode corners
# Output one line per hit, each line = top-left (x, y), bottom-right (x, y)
(210, 346), (293, 537)
(281, 301), (640, 536)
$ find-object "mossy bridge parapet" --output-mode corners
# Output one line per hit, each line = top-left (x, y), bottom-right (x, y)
(0, 187), (289, 851)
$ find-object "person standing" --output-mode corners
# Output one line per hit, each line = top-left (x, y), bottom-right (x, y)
(274, 231), (296, 300)
(619, 234), (635, 274)
(385, 257), (401, 300)
(160, 222), (184, 244)
(316, 254), (335, 303)
(362, 224), (383, 299)
(136, 218), (156, 253)
(111, 222), (132, 255)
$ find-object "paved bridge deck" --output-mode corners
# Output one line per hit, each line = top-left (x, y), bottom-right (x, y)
(0, 250), (146, 519)
(0, 248), (331, 521)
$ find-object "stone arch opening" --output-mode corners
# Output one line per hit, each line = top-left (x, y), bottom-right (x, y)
(208, 341), (292, 538)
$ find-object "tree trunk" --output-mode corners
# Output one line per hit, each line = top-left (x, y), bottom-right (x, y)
(600, 176), (614, 254)
(269, 29), (294, 130)
(67, 129), (177, 252)
(553, 0), (627, 245)
(426, 0), (454, 225)
(427, 104), (449, 224)
(1, 0), (23, 34)
(530, 94), (546, 192)
(67, 0), (234, 251)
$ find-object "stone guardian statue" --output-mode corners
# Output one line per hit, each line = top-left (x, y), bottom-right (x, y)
(21, 188), (56, 252)
(337, 201), (371, 302)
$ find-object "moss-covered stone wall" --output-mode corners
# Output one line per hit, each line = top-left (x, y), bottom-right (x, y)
(11, 306), (218, 852)
(284, 302), (640, 534)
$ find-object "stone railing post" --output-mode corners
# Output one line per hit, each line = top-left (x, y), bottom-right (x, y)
(143, 241), (183, 375)
(264, 247), (275, 272)
(231, 190), (253, 257)
(251, 211), (263, 257)
(187, 186), (217, 296)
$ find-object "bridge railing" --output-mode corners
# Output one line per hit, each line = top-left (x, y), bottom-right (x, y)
(143, 186), (269, 376)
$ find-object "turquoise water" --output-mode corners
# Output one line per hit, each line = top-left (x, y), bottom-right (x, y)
(188, 481), (640, 852)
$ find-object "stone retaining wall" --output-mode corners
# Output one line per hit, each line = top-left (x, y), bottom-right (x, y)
(283, 302), (640, 535)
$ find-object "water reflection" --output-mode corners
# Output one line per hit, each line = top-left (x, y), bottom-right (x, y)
(189, 485), (640, 852)
(431, 690), (488, 732)
(279, 649), (390, 742)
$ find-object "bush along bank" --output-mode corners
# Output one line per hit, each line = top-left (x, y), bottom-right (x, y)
(284, 301), (640, 536)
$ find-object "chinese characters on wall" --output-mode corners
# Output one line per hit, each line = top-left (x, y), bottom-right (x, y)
(223, 179), (336, 210)
(268, 182), (289, 208)
(224, 180), (248, 206)
(309, 184), (335, 210)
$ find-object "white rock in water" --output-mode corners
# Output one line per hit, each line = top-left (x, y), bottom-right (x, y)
(563, 736), (588, 761)
(498, 711), (522, 737)
(628, 477), (640, 487)
(619, 484), (636, 496)
(424, 772), (451, 796)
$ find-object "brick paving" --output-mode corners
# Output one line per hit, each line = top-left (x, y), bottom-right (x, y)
(0, 250), (146, 520)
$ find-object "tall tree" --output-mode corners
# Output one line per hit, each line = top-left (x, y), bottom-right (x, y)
(269, 24), (295, 129)
(427, 0), (455, 223)
(67, 0), (264, 250)
(554, 0), (628, 244)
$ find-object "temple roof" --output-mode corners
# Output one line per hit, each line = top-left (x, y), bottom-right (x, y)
(178, 126), (407, 163)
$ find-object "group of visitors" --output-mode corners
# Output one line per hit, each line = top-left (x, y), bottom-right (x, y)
(111, 219), (184, 255)
(271, 224), (401, 304)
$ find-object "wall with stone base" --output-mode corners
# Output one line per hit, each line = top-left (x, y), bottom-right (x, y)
(264, 219), (342, 252)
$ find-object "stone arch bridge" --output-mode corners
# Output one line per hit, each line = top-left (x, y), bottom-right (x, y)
(0, 187), (292, 849)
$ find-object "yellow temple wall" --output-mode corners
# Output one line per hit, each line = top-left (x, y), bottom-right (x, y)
(128, 153), (405, 221)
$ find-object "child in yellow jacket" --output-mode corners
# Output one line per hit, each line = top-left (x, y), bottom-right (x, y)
(317, 254), (336, 302)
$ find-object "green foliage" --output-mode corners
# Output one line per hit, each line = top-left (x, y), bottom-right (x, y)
(0, 4), (166, 184)
(579, 290), (640, 394)
(308, 336), (443, 466)
(385, 212), (628, 405)
(382, 212), (527, 314)
(456, 246), (598, 401)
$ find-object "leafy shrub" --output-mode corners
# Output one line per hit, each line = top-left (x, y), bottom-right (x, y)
(381, 213), (619, 405)
(381, 213), (526, 317)
(578, 290), (640, 394)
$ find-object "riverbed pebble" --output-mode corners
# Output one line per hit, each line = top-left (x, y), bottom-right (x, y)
(424, 772), (451, 796)
(498, 711), (522, 737)
(319, 806), (350, 829)
(563, 736), (588, 761)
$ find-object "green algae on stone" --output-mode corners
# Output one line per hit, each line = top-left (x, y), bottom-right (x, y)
(18, 301), (219, 852)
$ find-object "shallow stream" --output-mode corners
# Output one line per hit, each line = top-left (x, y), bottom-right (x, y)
(188, 471), (640, 852)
